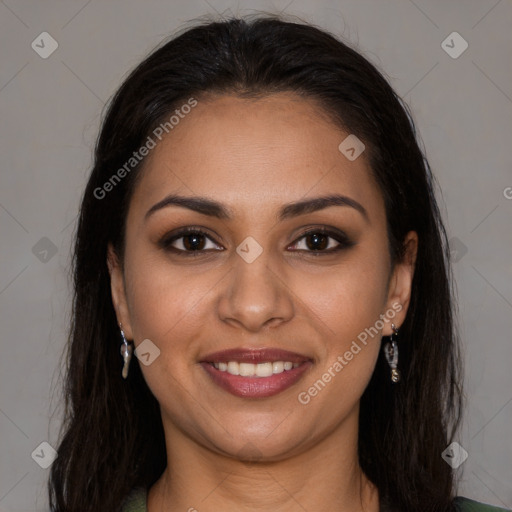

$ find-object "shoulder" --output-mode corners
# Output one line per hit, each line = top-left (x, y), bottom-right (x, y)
(121, 486), (147, 512)
(453, 496), (511, 512)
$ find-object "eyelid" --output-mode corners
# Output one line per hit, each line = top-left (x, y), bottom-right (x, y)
(288, 226), (355, 252)
(158, 226), (223, 253)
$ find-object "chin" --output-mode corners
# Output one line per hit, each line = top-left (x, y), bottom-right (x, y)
(205, 427), (310, 463)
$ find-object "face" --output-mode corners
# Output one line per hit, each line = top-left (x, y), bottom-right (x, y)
(108, 92), (417, 461)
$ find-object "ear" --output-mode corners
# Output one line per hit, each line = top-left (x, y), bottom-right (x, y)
(383, 231), (418, 336)
(107, 242), (134, 340)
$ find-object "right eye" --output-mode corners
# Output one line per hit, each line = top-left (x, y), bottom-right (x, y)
(159, 227), (224, 256)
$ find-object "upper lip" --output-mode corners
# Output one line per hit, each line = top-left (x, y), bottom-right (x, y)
(200, 348), (312, 364)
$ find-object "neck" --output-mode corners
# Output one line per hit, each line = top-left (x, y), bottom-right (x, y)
(148, 407), (379, 512)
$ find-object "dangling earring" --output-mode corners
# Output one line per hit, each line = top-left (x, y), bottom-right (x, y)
(119, 323), (133, 379)
(383, 323), (401, 383)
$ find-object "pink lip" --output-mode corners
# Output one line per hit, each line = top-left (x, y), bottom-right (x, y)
(199, 348), (313, 398)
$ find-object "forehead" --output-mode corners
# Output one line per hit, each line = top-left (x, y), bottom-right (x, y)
(128, 92), (383, 222)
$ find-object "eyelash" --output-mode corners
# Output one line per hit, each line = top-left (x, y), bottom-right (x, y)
(158, 226), (355, 257)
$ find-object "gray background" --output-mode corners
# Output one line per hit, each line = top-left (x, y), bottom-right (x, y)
(0, 0), (511, 510)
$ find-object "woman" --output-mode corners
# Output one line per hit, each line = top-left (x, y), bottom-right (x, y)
(48, 14), (510, 512)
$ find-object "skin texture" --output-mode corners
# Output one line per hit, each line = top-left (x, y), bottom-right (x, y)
(107, 92), (418, 512)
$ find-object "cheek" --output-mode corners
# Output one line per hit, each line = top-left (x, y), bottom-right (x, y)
(293, 249), (389, 393)
(122, 249), (209, 348)
(295, 271), (386, 418)
(122, 253), (210, 404)
(299, 251), (389, 337)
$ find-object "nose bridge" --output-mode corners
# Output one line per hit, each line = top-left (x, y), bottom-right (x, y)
(218, 244), (294, 331)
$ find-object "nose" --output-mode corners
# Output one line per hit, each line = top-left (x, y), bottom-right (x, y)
(217, 251), (295, 333)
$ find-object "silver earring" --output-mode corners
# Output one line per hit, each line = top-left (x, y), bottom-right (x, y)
(119, 323), (133, 379)
(383, 323), (401, 383)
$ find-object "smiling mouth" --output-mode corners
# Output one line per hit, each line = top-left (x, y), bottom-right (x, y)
(199, 348), (313, 398)
(207, 360), (301, 377)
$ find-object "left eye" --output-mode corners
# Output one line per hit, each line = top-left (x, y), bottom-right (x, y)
(288, 229), (352, 253)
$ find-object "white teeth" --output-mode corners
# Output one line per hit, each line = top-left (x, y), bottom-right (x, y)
(227, 361), (239, 375)
(239, 362), (255, 376)
(256, 362), (273, 377)
(272, 361), (284, 374)
(211, 361), (302, 377)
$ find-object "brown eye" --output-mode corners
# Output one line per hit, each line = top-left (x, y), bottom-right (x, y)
(180, 232), (207, 251)
(289, 228), (354, 254)
(303, 232), (330, 251)
(159, 228), (223, 255)
(159, 226), (354, 257)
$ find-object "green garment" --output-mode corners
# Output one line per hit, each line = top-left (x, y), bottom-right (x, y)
(121, 487), (146, 512)
(121, 487), (511, 512)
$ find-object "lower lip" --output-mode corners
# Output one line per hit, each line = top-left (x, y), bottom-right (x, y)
(200, 361), (313, 398)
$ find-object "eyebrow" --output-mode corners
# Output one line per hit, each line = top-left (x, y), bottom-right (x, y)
(144, 193), (369, 223)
